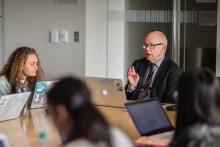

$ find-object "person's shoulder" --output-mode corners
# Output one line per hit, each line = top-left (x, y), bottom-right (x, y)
(0, 75), (9, 84)
(171, 124), (220, 147)
(65, 128), (134, 147)
(163, 58), (181, 70)
(134, 57), (146, 62)
(189, 124), (220, 140)
(0, 75), (6, 79)
(132, 57), (147, 65)
(110, 127), (134, 147)
(65, 139), (94, 147)
(0, 75), (11, 96)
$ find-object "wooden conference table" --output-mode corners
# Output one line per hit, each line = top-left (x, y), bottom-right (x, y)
(0, 106), (175, 147)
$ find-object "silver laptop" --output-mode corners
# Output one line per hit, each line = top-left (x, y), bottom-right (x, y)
(125, 99), (174, 138)
(84, 77), (127, 108)
(31, 81), (57, 109)
(0, 92), (31, 121)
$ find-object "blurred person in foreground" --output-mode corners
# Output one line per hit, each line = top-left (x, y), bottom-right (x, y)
(46, 76), (134, 147)
(135, 68), (220, 147)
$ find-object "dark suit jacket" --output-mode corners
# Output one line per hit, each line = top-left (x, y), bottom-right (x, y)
(125, 57), (182, 103)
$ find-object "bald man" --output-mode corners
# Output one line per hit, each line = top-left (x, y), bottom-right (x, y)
(125, 31), (182, 103)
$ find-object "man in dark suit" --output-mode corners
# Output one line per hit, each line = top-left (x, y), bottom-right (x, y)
(125, 31), (182, 103)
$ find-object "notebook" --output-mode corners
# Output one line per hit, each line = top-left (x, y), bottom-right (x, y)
(31, 81), (57, 109)
(0, 92), (31, 121)
(125, 99), (174, 137)
(84, 76), (127, 108)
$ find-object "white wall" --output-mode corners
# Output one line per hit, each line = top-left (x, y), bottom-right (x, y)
(216, 1), (220, 77)
(4, 0), (85, 80)
(107, 0), (125, 81)
(0, 17), (3, 67)
(3, 0), (125, 81)
(0, 0), (3, 67)
(85, 0), (127, 82)
(85, 0), (107, 77)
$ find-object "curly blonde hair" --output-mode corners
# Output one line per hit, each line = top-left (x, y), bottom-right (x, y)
(0, 47), (44, 92)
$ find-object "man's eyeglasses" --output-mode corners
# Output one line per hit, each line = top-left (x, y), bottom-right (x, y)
(142, 43), (163, 49)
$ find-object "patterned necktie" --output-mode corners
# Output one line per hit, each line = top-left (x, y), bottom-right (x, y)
(140, 63), (155, 100)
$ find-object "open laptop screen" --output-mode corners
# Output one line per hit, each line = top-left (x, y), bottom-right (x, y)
(0, 92), (31, 121)
(125, 99), (174, 136)
(84, 77), (126, 108)
(31, 81), (56, 109)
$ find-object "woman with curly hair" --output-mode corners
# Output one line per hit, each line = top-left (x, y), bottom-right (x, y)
(0, 46), (43, 97)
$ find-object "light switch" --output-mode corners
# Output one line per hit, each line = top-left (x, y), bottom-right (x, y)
(60, 30), (69, 43)
(50, 30), (59, 43)
(74, 31), (79, 42)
